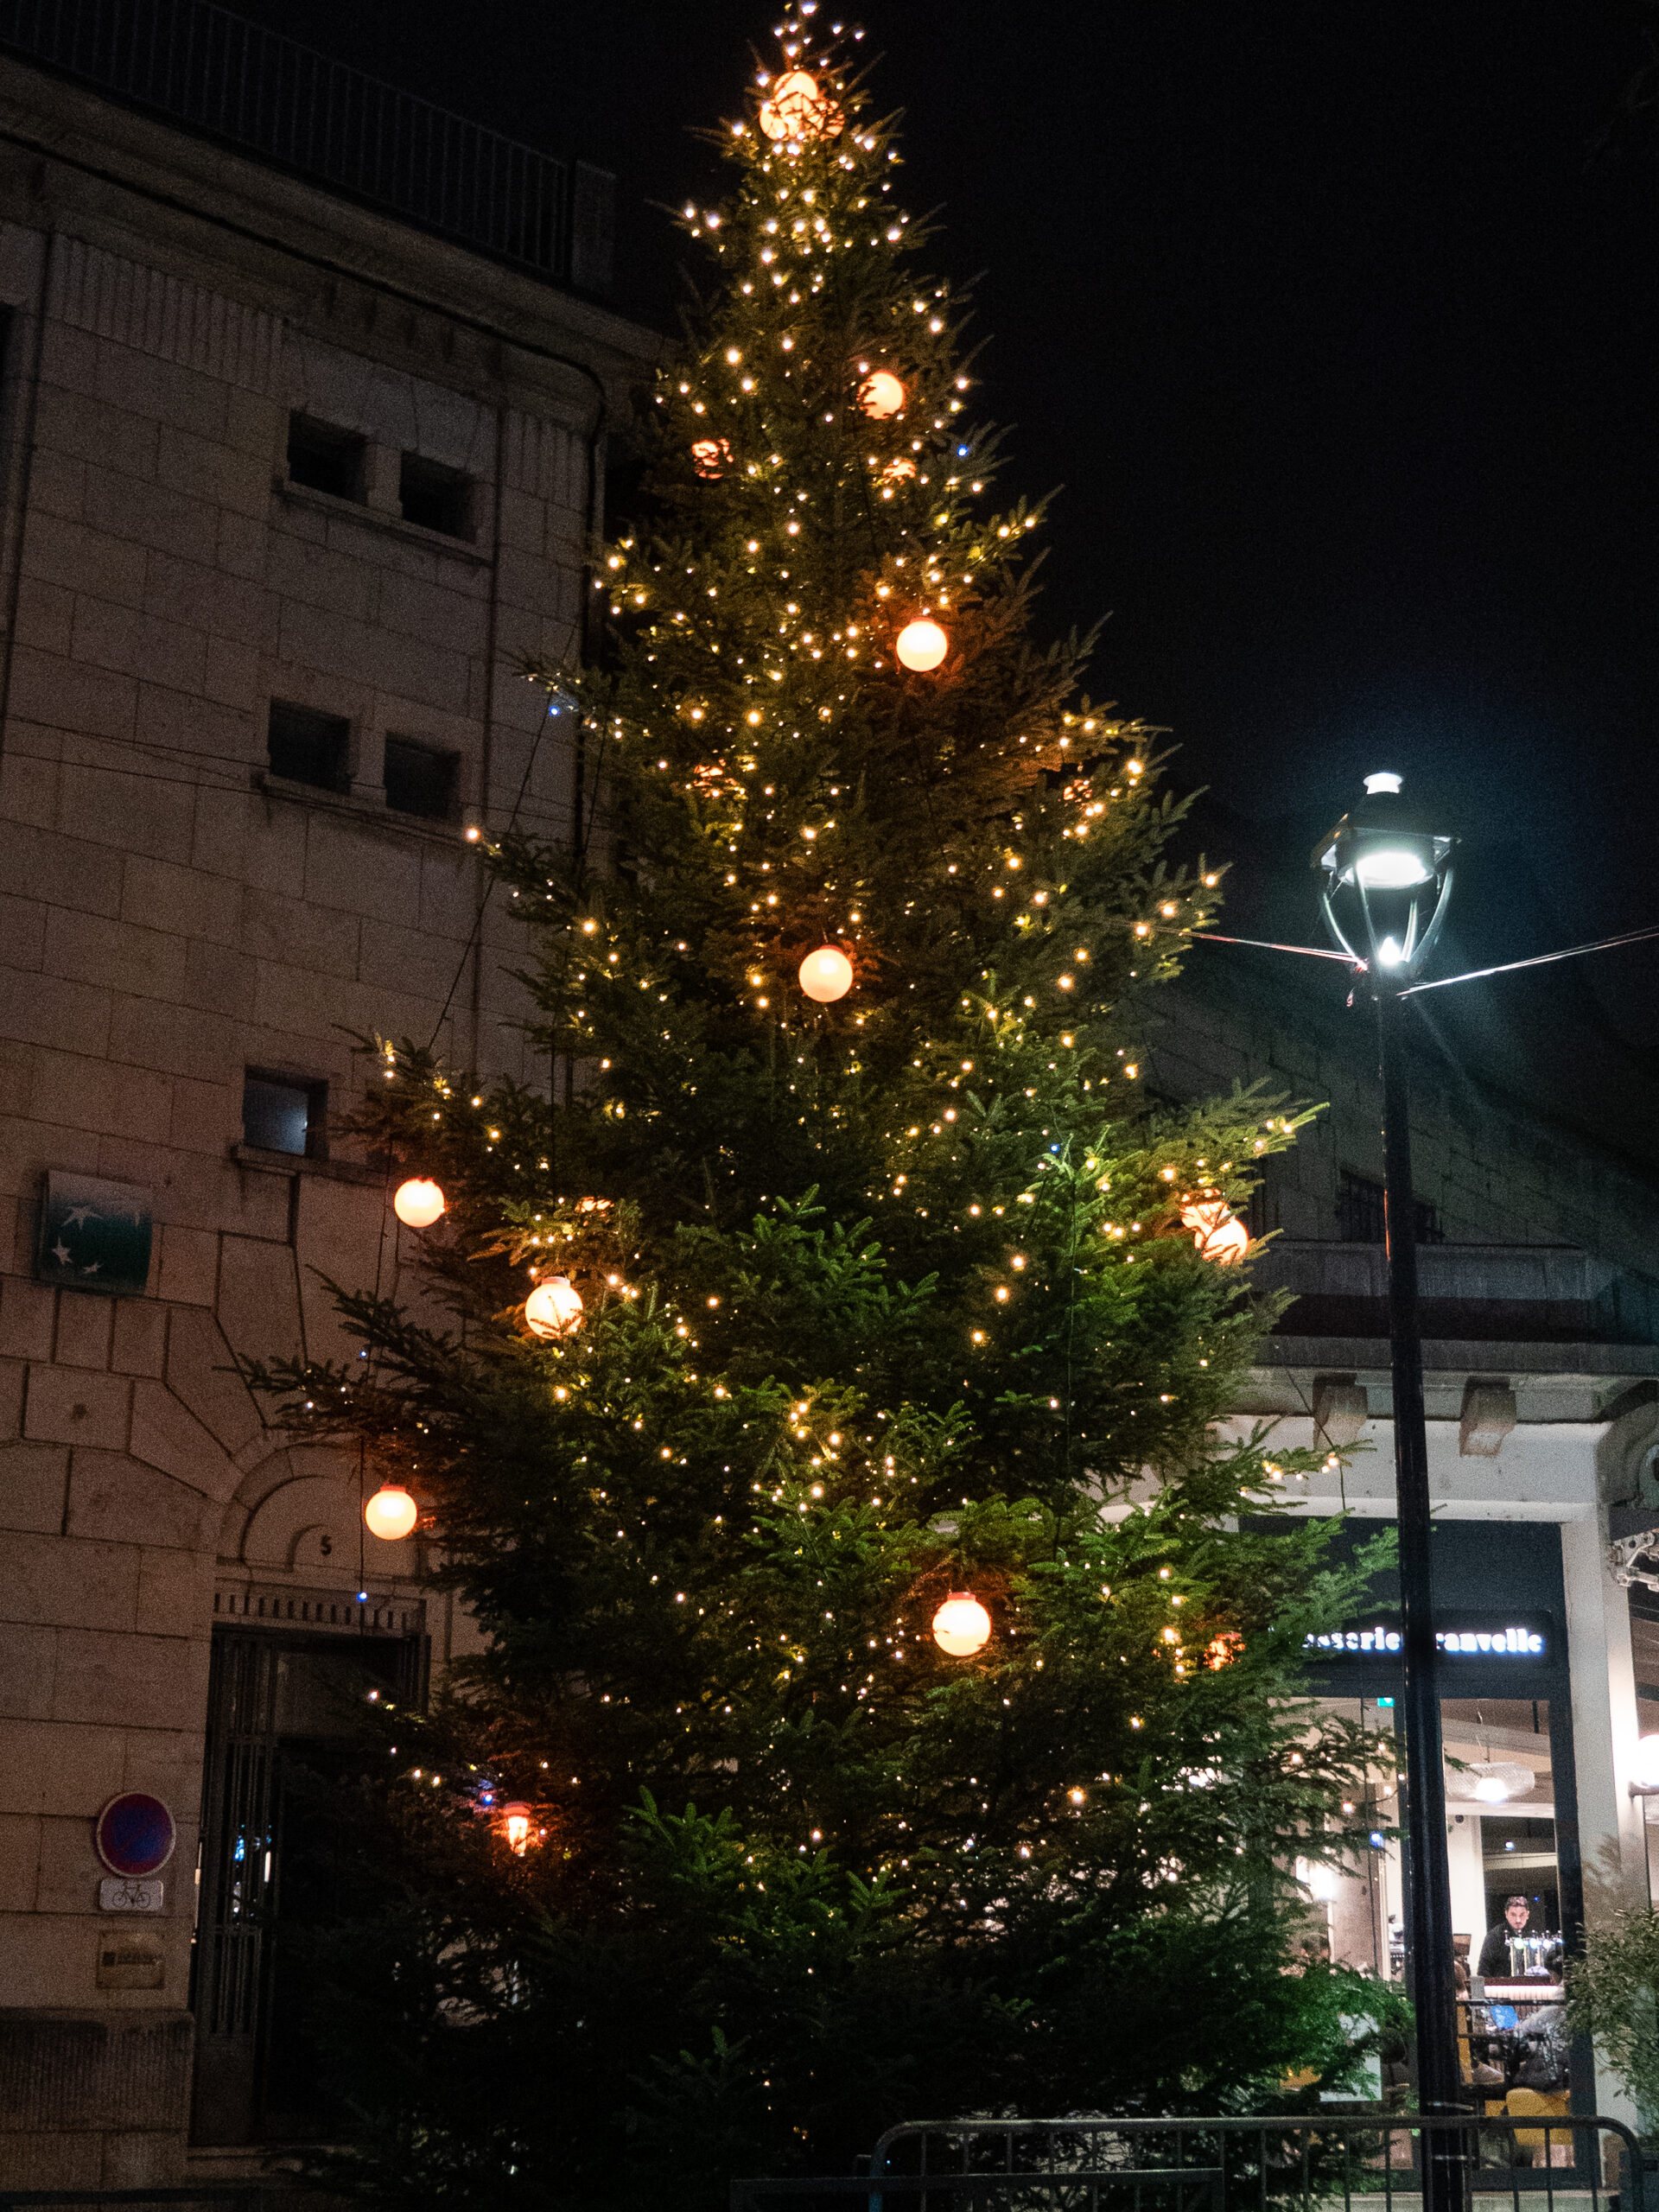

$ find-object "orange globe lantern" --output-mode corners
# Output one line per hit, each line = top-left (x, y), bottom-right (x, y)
(758, 68), (843, 143)
(880, 455), (918, 487)
(363, 1482), (418, 1541)
(932, 1591), (992, 1657)
(1179, 1194), (1250, 1266)
(497, 1800), (534, 1854)
(858, 369), (906, 419)
(691, 437), (731, 479)
(896, 619), (949, 672)
(392, 1177), (445, 1230)
(524, 1274), (583, 1338)
(798, 946), (854, 1003)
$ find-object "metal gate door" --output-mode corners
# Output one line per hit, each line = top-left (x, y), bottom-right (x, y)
(188, 1624), (423, 2146)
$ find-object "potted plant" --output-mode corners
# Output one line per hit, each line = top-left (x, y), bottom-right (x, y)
(1564, 1908), (1659, 2190)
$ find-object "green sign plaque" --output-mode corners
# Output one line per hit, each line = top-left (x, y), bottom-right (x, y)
(36, 1171), (153, 1297)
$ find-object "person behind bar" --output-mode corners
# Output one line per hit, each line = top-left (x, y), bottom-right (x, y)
(1478, 1896), (1534, 1978)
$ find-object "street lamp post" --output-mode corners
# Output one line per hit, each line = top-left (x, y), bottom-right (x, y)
(1317, 774), (1465, 2209)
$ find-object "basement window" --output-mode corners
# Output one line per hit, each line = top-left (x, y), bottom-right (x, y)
(286, 413), (366, 501)
(267, 702), (351, 792)
(242, 1071), (327, 1158)
(399, 453), (474, 539)
(384, 735), (459, 821)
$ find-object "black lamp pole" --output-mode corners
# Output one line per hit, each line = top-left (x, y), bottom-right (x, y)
(1318, 779), (1464, 2211)
(1376, 982), (1463, 2209)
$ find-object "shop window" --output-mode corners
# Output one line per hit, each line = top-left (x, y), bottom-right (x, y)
(1306, 1693), (1570, 2138)
(1337, 1168), (1442, 1245)
(267, 702), (350, 792)
(383, 734), (458, 821)
(398, 452), (474, 539)
(242, 1071), (327, 1158)
(286, 413), (366, 501)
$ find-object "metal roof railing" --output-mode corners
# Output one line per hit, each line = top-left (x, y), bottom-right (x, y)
(0, 0), (614, 291)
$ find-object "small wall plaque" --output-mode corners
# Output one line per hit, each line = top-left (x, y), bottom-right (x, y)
(36, 1171), (153, 1297)
(96, 1929), (164, 1990)
(99, 1877), (163, 1913)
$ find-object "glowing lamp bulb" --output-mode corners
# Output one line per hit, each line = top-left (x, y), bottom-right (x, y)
(524, 1274), (583, 1338)
(392, 1177), (445, 1229)
(932, 1591), (991, 1657)
(896, 620), (949, 672)
(498, 1801), (533, 1854)
(798, 946), (854, 1003)
(1353, 848), (1433, 890)
(1633, 1733), (1659, 1789)
(364, 1482), (418, 1541)
(1179, 1197), (1250, 1266)
(859, 369), (906, 418)
(1472, 1774), (1512, 1804)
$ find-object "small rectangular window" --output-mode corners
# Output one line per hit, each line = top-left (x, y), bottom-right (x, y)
(242, 1071), (327, 1157)
(1337, 1168), (1441, 1245)
(398, 453), (473, 539)
(267, 701), (351, 792)
(287, 413), (366, 500)
(383, 735), (459, 821)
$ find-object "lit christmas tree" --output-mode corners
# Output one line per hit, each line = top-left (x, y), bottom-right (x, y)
(260, 15), (1404, 2205)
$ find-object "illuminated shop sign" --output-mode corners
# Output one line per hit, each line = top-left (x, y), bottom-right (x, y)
(1305, 1623), (1547, 1658)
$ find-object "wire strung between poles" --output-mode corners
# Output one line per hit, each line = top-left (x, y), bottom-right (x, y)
(1188, 931), (1362, 964)
(1398, 918), (1659, 996)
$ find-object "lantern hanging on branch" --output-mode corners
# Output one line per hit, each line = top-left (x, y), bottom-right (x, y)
(496, 1801), (534, 1854)
(896, 619), (949, 672)
(364, 1482), (419, 1541)
(690, 437), (732, 479)
(1179, 1192), (1250, 1267)
(524, 1274), (583, 1338)
(798, 945), (855, 1003)
(932, 1591), (992, 1656)
(858, 369), (906, 419)
(392, 1177), (445, 1229)
(758, 68), (844, 143)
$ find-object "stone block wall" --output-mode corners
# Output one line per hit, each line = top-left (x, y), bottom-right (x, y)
(1149, 963), (1659, 1273)
(0, 51), (656, 2185)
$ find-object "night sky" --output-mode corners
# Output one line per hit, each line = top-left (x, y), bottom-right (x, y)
(234, 0), (1659, 1165)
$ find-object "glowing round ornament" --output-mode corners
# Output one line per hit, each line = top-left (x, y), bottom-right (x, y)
(758, 68), (843, 143)
(880, 455), (918, 487)
(932, 1591), (992, 1657)
(798, 945), (854, 1003)
(497, 1801), (534, 1854)
(524, 1274), (583, 1338)
(691, 437), (732, 480)
(392, 1177), (445, 1230)
(364, 1482), (418, 1541)
(895, 619), (949, 672)
(1179, 1194), (1249, 1267)
(858, 369), (906, 419)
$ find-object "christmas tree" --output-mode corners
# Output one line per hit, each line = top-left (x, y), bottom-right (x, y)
(258, 14), (1402, 2206)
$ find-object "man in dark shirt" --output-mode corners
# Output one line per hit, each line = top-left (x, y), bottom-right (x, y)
(1478, 1896), (1535, 1978)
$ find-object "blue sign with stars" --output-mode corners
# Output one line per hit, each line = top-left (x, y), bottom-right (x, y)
(35, 1171), (153, 1297)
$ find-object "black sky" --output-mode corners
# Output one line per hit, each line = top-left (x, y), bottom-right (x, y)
(233, 0), (1659, 1165)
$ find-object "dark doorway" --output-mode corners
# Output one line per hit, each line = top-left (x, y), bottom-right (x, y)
(189, 1624), (426, 2146)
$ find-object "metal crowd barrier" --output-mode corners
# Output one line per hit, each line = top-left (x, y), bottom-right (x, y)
(0, 2187), (280, 2209)
(732, 2112), (1650, 2212)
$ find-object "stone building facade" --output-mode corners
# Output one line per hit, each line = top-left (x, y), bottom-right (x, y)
(1152, 950), (1659, 2127)
(0, 36), (654, 2189)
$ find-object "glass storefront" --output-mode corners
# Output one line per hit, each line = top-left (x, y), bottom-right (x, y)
(1291, 1520), (1583, 2133)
